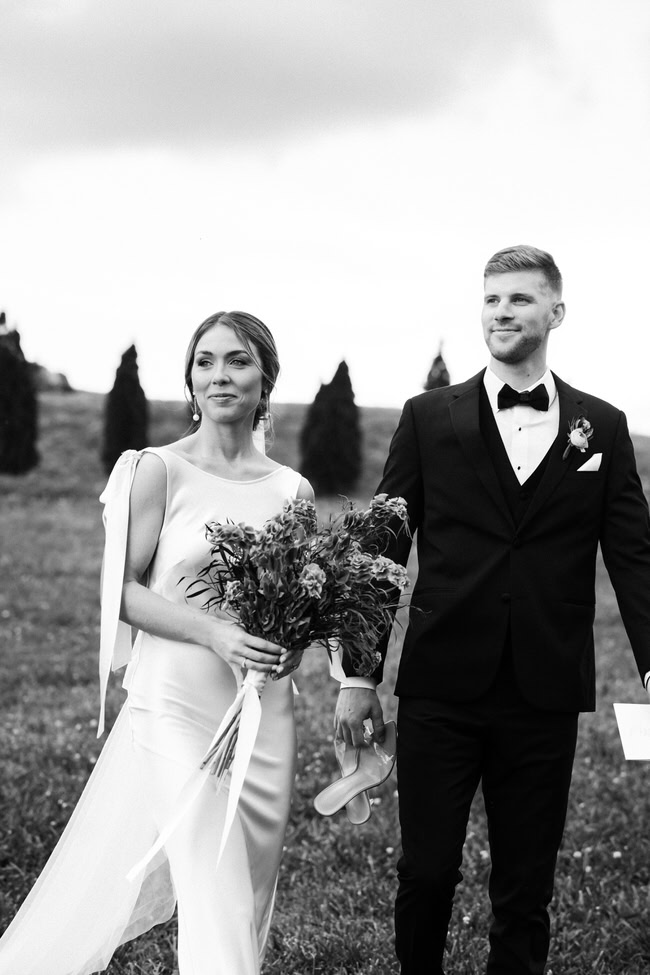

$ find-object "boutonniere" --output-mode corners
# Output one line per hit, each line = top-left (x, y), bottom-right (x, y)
(562, 416), (593, 460)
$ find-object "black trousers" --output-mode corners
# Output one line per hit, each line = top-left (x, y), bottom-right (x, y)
(394, 652), (579, 975)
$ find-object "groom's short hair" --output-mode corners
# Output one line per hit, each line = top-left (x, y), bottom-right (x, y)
(484, 244), (563, 296)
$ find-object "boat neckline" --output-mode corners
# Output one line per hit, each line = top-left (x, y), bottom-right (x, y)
(151, 446), (290, 484)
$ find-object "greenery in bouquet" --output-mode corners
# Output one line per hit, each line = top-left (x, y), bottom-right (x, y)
(187, 494), (411, 678)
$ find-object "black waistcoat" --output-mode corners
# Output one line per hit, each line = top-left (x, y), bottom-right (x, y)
(478, 386), (552, 524)
(478, 387), (556, 683)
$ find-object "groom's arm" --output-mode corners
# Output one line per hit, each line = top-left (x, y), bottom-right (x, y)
(375, 397), (424, 566)
(336, 398), (425, 744)
(600, 410), (650, 685)
(339, 397), (423, 684)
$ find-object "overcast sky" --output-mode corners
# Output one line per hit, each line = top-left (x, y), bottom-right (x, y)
(2, 0), (650, 432)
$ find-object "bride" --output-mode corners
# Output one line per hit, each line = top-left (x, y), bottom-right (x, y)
(0, 311), (313, 974)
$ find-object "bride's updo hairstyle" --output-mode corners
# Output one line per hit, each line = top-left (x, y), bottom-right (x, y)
(184, 310), (280, 432)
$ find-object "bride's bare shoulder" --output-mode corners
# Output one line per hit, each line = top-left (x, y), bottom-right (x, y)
(296, 476), (315, 501)
(256, 454), (285, 472)
(155, 437), (191, 456)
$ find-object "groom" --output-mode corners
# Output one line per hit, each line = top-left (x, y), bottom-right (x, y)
(335, 244), (650, 974)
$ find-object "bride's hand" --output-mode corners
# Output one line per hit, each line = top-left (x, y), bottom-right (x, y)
(209, 621), (283, 674)
(272, 647), (304, 681)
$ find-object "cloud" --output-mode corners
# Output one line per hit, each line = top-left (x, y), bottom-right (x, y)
(2, 0), (550, 153)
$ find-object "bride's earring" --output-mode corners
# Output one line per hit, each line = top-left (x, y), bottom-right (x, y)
(192, 397), (200, 422)
(257, 391), (270, 422)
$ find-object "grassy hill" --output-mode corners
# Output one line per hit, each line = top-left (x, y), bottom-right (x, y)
(2, 392), (650, 974)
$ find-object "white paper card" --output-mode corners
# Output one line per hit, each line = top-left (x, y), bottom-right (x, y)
(613, 703), (650, 759)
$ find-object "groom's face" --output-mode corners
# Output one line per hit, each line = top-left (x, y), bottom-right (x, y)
(481, 269), (565, 366)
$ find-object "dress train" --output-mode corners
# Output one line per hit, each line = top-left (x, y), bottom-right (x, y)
(0, 706), (175, 974)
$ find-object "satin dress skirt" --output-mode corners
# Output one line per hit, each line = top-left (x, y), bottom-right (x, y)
(127, 635), (297, 975)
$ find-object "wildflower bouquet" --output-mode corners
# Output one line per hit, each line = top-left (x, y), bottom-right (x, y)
(188, 494), (409, 781)
(128, 494), (410, 876)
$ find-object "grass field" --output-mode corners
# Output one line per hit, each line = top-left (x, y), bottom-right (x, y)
(2, 391), (650, 974)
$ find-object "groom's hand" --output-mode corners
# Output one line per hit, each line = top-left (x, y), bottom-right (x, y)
(335, 687), (385, 748)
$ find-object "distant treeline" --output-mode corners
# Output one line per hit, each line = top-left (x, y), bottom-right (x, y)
(0, 315), (449, 492)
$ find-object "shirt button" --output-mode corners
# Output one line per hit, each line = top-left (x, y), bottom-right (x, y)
(501, 593), (511, 602)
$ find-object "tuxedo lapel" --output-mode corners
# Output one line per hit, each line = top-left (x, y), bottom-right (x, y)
(448, 372), (516, 531)
(516, 374), (587, 533)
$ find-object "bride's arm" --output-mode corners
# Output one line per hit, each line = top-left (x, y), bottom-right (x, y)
(296, 476), (315, 502)
(120, 453), (282, 675)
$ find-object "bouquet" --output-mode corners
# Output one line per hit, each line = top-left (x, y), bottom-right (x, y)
(127, 494), (410, 878)
(187, 493), (410, 779)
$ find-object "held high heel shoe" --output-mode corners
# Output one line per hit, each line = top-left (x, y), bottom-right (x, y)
(314, 721), (397, 819)
(334, 737), (371, 825)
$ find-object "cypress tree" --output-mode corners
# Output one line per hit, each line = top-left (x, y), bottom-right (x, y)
(424, 343), (450, 391)
(0, 323), (39, 474)
(299, 360), (362, 495)
(101, 344), (149, 473)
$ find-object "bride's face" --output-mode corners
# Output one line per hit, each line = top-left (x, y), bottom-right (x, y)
(191, 323), (264, 427)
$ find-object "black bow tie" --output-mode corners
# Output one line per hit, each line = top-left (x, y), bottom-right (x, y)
(497, 383), (549, 412)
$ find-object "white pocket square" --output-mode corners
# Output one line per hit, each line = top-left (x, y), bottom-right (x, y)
(577, 453), (602, 472)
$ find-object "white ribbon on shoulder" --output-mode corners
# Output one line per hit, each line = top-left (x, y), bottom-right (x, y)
(97, 450), (143, 737)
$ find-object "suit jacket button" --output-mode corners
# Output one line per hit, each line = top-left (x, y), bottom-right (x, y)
(512, 537), (521, 548)
(501, 592), (511, 602)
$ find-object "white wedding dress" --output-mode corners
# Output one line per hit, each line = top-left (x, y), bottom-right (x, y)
(0, 447), (301, 975)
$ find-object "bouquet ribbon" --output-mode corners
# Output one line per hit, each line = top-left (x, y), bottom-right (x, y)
(126, 671), (264, 883)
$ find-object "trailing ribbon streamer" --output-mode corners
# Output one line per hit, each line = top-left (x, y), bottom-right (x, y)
(98, 450), (143, 737)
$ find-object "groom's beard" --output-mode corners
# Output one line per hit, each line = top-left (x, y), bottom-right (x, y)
(486, 330), (546, 365)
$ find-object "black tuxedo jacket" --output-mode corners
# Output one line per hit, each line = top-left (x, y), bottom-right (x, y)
(361, 370), (650, 712)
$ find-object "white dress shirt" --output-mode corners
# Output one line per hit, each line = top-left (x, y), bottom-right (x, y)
(483, 367), (559, 484)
